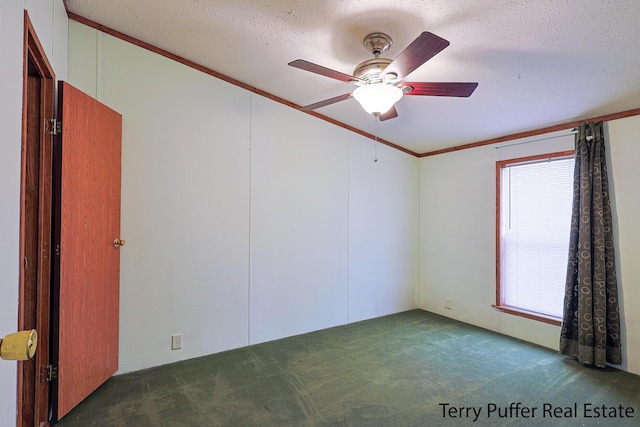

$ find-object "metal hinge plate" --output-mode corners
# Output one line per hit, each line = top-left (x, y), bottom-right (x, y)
(45, 118), (61, 136)
(40, 364), (58, 382)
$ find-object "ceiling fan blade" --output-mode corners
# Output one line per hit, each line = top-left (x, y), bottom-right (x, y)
(300, 93), (353, 111)
(379, 106), (398, 121)
(402, 82), (478, 97)
(381, 32), (450, 80)
(289, 59), (361, 83)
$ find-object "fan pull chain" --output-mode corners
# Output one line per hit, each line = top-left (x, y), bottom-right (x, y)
(373, 113), (380, 163)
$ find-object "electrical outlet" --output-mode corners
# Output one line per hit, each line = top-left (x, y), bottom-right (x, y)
(444, 298), (452, 309)
(171, 334), (182, 350)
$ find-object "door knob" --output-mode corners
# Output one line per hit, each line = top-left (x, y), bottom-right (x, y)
(113, 238), (126, 248)
(0, 330), (38, 361)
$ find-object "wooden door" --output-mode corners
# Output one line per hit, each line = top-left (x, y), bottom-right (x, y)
(52, 82), (122, 421)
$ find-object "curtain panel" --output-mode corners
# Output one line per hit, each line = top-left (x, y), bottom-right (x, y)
(559, 121), (622, 367)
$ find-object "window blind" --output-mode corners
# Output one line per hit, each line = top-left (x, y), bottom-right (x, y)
(500, 157), (574, 318)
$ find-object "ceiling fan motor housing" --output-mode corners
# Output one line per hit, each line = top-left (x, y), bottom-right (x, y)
(353, 58), (393, 83)
(354, 32), (398, 84)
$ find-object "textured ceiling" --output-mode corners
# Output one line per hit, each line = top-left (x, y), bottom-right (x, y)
(64, 0), (640, 154)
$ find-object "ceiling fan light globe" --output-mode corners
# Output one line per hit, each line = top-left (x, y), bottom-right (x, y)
(353, 84), (403, 115)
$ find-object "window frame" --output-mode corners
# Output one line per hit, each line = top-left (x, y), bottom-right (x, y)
(494, 150), (575, 326)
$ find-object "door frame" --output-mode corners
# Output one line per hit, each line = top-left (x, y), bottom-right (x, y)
(18, 10), (55, 427)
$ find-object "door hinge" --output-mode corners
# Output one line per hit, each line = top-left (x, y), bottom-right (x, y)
(40, 365), (58, 382)
(45, 118), (61, 136)
(55, 244), (60, 257)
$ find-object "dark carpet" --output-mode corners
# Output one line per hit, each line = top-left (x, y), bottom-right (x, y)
(54, 310), (640, 426)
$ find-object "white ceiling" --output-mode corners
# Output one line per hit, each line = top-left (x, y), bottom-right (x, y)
(64, 0), (640, 154)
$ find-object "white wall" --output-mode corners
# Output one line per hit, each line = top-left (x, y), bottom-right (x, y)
(68, 21), (420, 373)
(101, 33), (253, 371)
(419, 122), (640, 375)
(607, 115), (640, 375)
(249, 99), (420, 343)
(249, 98), (350, 344)
(0, 2), (23, 422)
(349, 135), (419, 323)
(0, 1), (67, 425)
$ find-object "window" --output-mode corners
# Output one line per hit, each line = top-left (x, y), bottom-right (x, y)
(495, 151), (575, 324)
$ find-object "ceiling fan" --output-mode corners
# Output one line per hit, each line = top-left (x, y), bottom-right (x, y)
(289, 31), (478, 121)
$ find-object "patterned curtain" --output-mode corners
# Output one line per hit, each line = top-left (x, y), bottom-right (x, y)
(559, 121), (621, 367)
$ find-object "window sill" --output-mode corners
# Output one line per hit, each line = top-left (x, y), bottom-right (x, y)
(492, 305), (562, 326)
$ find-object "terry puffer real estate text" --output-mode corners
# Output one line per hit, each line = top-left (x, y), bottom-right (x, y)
(439, 402), (635, 422)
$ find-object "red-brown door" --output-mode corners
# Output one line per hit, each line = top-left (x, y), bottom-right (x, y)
(52, 81), (122, 421)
